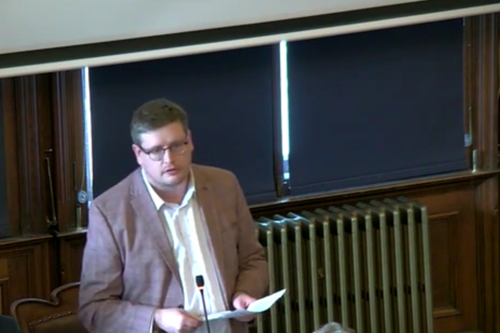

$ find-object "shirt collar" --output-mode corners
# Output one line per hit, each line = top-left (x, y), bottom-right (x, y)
(141, 168), (196, 210)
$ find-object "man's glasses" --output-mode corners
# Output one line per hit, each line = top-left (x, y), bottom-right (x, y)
(139, 140), (188, 161)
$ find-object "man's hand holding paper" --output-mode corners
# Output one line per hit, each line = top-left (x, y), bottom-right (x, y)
(232, 292), (258, 322)
(205, 289), (286, 322)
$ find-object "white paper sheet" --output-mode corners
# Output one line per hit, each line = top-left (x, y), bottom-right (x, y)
(204, 289), (286, 321)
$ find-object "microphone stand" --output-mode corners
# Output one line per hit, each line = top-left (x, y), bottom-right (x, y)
(196, 275), (212, 333)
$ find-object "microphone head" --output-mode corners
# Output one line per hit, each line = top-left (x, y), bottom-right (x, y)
(196, 275), (205, 288)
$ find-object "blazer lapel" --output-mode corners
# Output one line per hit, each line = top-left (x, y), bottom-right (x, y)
(130, 170), (180, 283)
(193, 167), (229, 304)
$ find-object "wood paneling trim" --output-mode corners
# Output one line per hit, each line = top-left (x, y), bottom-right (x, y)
(52, 70), (87, 233)
(468, 14), (499, 171)
(0, 235), (53, 248)
(1, 79), (21, 236)
(466, 13), (500, 333)
(464, 15), (473, 170)
(1, 75), (55, 235)
(430, 211), (460, 318)
(57, 231), (86, 285)
(2, 70), (87, 237)
(0, 236), (55, 313)
(475, 177), (498, 332)
(419, 188), (479, 332)
(0, 258), (9, 314)
(251, 169), (500, 216)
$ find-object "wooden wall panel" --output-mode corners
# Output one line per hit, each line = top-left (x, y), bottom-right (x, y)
(0, 258), (9, 314)
(416, 188), (478, 332)
(467, 13), (499, 332)
(429, 212), (460, 314)
(1, 75), (56, 236)
(0, 236), (55, 315)
(52, 70), (88, 233)
(58, 231), (86, 285)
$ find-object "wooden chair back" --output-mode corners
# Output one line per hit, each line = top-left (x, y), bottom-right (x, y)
(10, 282), (87, 333)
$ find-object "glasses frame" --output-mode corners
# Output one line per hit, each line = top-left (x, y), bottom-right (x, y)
(139, 139), (189, 161)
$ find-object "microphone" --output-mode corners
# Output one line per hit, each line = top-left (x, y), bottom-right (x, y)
(196, 275), (211, 333)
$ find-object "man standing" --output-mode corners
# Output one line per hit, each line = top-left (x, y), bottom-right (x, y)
(79, 99), (269, 333)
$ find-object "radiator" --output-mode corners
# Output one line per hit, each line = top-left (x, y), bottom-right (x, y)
(253, 197), (433, 333)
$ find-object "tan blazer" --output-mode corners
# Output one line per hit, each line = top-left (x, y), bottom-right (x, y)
(78, 165), (269, 333)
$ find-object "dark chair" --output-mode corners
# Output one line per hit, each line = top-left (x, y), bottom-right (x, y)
(0, 315), (21, 333)
(10, 282), (87, 333)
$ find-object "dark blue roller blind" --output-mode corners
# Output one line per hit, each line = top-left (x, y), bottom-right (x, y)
(287, 19), (467, 195)
(0, 81), (10, 237)
(89, 46), (276, 204)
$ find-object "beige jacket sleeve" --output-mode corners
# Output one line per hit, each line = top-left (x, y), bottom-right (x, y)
(78, 203), (156, 333)
(231, 175), (269, 299)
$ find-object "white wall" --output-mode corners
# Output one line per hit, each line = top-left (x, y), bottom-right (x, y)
(1, 0), (499, 77)
(0, 0), (423, 55)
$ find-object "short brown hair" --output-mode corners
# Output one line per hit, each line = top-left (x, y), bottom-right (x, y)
(130, 98), (189, 145)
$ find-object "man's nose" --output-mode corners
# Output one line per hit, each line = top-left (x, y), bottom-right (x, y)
(162, 149), (174, 162)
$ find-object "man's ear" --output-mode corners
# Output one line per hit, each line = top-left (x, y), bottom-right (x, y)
(187, 130), (194, 150)
(132, 143), (141, 156)
(131, 144), (143, 165)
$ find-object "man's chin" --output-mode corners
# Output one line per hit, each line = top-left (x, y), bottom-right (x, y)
(160, 174), (186, 187)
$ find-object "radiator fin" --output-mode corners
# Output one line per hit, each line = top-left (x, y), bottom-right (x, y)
(254, 196), (433, 333)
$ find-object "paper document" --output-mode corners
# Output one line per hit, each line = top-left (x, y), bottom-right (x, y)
(205, 289), (286, 321)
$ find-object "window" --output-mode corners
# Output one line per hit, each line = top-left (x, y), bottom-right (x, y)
(82, 19), (469, 204)
(84, 46), (278, 205)
(285, 18), (467, 195)
(279, 41), (291, 183)
(82, 68), (94, 206)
